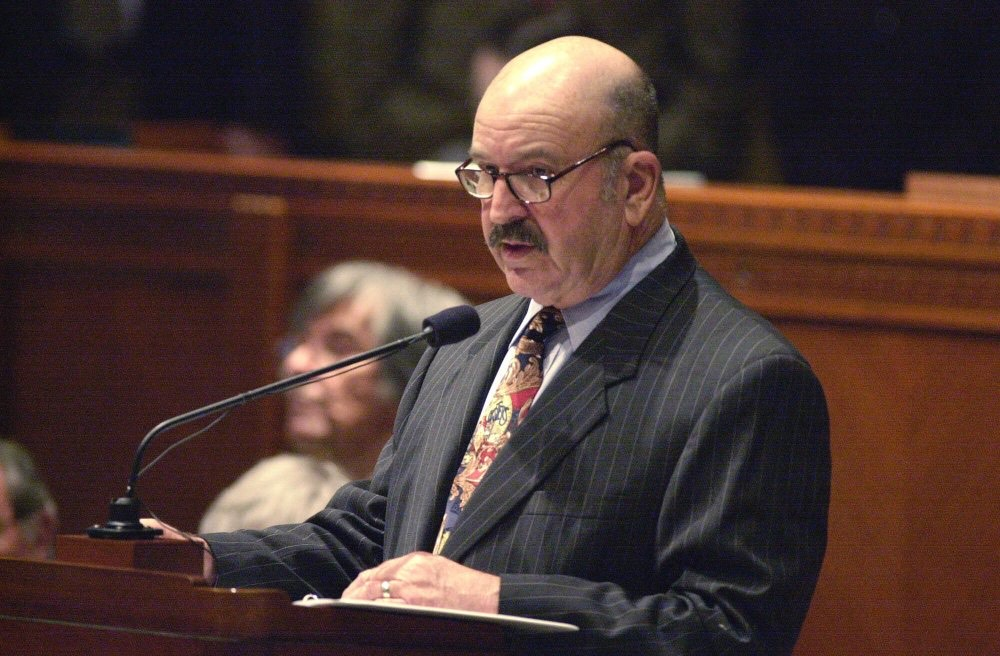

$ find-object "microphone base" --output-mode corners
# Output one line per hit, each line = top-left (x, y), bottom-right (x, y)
(85, 496), (163, 540)
(86, 523), (163, 540)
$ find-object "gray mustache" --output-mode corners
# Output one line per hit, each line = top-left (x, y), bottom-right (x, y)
(487, 220), (548, 253)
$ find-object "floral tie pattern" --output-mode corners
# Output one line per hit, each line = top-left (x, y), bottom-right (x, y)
(433, 307), (564, 554)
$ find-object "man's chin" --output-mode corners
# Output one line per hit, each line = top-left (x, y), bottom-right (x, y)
(503, 272), (533, 299)
(502, 268), (553, 303)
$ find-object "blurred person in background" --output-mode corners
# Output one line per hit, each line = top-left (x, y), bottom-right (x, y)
(0, 439), (58, 560)
(199, 261), (467, 532)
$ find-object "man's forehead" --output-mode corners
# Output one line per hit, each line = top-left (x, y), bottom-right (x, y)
(470, 119), (601, 168)
(471, 106), (600, 163)
(468, 140), (560, 164)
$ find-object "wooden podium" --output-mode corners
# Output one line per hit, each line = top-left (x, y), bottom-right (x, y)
(0, 537), (516, 656)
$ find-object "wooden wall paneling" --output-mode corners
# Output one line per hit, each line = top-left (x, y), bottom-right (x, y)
(286, 163), (505, 303)
(0, 268), (14, 438)
(136, 210), (293, 534)
(0, 144), (291, 533)
(773, 323), (1000, 656)
(1, 221), (249, 534)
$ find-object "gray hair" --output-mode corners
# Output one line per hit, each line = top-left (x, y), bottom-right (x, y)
(600, 70), (663, 204)
(606, 69), (659, 152)
(288, 261), (468, 400)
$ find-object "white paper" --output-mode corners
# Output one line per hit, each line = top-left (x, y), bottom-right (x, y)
(293, 597), (578, 634)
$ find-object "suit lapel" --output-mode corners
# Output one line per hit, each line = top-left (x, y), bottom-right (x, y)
(440, 235), (698, 561)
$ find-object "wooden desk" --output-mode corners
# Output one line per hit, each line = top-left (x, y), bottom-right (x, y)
(0, 551), (515, 655)
(2, 142), (998, 656)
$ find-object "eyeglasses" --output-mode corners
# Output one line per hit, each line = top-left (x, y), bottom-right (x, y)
(455, 139), (636, 204)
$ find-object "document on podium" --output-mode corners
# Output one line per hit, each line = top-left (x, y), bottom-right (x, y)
(294, 596), (579, 634)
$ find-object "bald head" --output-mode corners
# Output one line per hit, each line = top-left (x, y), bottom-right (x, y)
(479, 36), (658, 150)
(468, 36), (666, 308)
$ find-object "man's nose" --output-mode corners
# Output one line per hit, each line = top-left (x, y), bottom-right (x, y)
(487, 177), (527, 224)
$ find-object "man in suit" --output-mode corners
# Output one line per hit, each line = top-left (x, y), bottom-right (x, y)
(181, 37), (829, 654)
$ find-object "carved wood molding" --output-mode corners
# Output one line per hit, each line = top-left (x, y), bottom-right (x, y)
(666, 186), (1000, 333)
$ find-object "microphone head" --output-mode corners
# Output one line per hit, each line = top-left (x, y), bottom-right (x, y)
(422, 305), (480, 347)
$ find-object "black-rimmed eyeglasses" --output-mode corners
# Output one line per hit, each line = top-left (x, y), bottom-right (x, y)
(455, 139), (636, 204)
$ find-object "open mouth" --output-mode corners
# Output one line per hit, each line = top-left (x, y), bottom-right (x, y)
(500, 241), (536, 257)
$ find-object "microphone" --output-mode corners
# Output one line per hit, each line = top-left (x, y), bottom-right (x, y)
(86, 304), (480, 539)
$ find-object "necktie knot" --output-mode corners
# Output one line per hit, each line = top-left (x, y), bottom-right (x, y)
(519, 306), (563, 352)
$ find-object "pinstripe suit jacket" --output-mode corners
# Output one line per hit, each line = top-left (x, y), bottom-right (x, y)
(207, 233), (830, 655)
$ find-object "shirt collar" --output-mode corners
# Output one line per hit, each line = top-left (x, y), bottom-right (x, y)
(515, 217), (676, 351)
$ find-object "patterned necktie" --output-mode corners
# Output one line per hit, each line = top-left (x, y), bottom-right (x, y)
(433, 306), (564, 554)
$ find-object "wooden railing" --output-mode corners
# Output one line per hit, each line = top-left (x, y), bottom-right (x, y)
(2, 141), (997, 656)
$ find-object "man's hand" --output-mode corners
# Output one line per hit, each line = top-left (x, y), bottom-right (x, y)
(139, 518), (191, 541)
(342, 552), (500, 613)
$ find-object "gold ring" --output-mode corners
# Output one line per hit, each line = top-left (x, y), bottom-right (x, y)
(380, 579), (392, 599)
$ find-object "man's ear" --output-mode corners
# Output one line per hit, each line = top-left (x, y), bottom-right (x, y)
(622, 150), (661, 227)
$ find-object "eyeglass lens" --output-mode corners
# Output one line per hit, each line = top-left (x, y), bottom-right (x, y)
(460, 170), (548, 202)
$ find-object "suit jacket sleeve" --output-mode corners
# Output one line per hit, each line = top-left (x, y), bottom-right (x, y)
(203, 477), (385, 598)
(203, 339), (442, 598)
